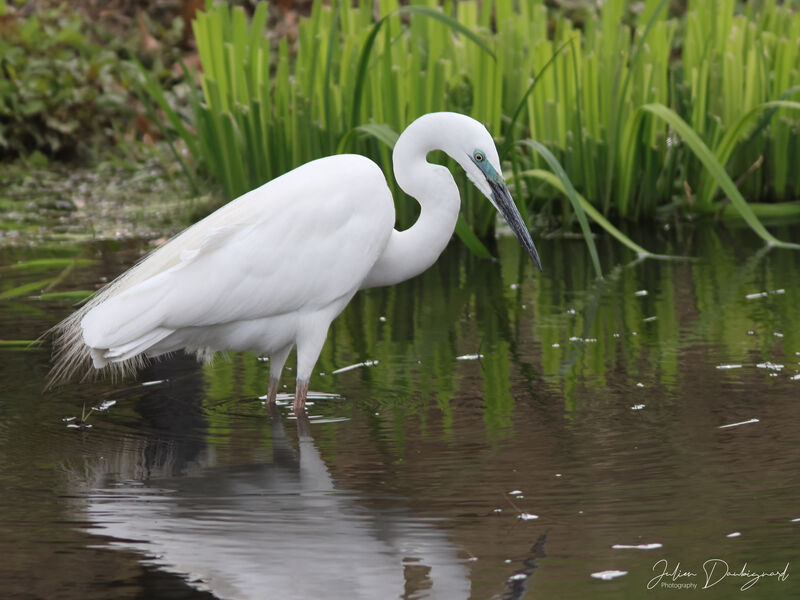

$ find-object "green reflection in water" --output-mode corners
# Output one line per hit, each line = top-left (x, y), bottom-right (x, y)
(2, 221), (799, 599)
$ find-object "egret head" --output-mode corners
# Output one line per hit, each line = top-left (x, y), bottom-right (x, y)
(449, 117), (543, 271)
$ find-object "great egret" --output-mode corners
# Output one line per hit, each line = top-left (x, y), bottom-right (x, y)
(50, 112), (541, 413)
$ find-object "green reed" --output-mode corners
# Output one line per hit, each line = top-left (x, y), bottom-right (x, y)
(142, 0), (800, 261)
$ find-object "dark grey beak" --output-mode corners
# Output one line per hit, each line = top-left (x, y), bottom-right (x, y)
(488, 179), (542, 271)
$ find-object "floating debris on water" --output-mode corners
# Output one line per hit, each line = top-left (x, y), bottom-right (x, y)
(745, 289), (785, 299)
(634, 290), (648, 296)
(307, 392), (344, 399)
(631, 404), (645, 410)
(456, 353), (484, 361)
(92, 400), (116, 411)
(790, 374), (800, 381)
(509, 489), (522, 495)
(719, 418), (759, 429)
(591, 570), (628, 581)
(611, 543), (663, 550)
(518, 513), (539, 521)
(726, 532), (741, 538)
(287, 415), (350, 424)
(716, 364), (742, 370)
(756, 362), (783, 371)
(636, 382), (644, 388)
(331, 360), (379, 375)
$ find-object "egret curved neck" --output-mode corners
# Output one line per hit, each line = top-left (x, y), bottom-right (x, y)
(361, 121), (461, 289)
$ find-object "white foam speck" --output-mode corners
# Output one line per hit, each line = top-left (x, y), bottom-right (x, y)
(716, 364), (742, 370)
(331, 360), (379, 375)
(719, 418), (759, 429)
(612, 543), (662, 550)
(509, 490), (522, 495)
(456, 353), (483, 361)
(591, 570), (628, 581)
(643, 316), (657, 322)
(93, 400), (116, 411)
(634, 290), (648, 296)
(726, 532), (741, 538)
(756, 362), (783, 371)
(631, 404), (645, 410)
(746, 289), (785, 299)
(518, 513), (539, 521)
(142, 379), (165, 386)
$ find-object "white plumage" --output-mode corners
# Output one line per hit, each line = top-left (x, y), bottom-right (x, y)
(49, 112), (541, 413)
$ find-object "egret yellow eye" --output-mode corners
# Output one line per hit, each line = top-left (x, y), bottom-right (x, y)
(474, 152), (484, 162)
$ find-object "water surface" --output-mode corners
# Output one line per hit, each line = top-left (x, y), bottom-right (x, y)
(1, 222), (799, 599)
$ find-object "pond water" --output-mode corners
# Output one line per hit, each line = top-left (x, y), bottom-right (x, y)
(1, 219), (799, 599)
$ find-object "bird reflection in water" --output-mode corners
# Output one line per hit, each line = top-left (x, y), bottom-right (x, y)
(69, 364), (472, 600)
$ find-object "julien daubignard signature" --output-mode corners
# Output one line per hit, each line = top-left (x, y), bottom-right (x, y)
(647, 559), (789, 591)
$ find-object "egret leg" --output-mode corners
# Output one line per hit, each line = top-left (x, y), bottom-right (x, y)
(293, 318), (333, 414)
(266, 345), (292, 405)
(293, 379), (309, 415)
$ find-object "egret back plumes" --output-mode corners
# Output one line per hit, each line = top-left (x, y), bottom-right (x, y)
(49, 112), (541, 412)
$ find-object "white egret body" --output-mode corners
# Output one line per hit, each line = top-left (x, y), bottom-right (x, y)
(50, 113), (541, 412)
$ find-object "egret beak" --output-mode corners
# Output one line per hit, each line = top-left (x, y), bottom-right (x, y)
(488, 179), (543, 271)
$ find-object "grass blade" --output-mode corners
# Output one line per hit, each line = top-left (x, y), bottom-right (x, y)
(349, 4), (495, 131)
(500, 36), (575, 159)
(519, 140), (603, 278)
(517, 168), (657, 257)
(640, 103), (800, 249)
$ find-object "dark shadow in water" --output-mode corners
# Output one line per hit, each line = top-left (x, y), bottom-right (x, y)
(494, 533), (547, 600)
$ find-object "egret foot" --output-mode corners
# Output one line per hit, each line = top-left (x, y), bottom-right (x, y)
(266, 376), (280, 404)
(293, 379), (309, 414)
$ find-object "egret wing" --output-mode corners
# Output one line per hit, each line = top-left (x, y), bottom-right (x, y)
(81, 156), (394, 352)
